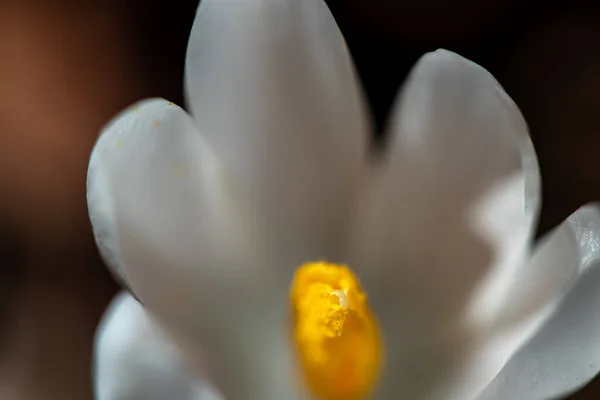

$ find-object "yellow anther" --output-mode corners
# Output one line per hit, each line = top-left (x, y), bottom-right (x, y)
(291, 261), (382, 400)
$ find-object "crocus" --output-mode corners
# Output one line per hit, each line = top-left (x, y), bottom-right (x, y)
(87, 0), (600, 399)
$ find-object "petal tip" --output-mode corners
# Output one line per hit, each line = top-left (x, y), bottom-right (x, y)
(416, 48), (492, 79)
(420, 48), (469, 65)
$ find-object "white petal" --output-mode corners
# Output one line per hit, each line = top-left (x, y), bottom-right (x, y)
(87, 98), (246, 305)
(94, 292), (223, 400)
(87, 99), (304, 400)
(185, 0), (369, 262)
(478, 204), (600, 400)
(347, 50), (540, 399)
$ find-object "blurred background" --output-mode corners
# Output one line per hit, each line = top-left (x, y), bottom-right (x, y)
(0, 0), (598, 398)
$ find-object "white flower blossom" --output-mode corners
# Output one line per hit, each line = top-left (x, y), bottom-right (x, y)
(87, 0), (600, 399)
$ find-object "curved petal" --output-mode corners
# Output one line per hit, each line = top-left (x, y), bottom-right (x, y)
(87, 98), (247, 302)
(185, 0), (369, 262)
(478, 204), (600, 400)
(94, 292), (223, 400)
(347, 50), (541, 399)
(87, 99), (305, 400)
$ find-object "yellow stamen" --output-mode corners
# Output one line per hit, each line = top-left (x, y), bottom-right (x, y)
(290, 261), (382, 400)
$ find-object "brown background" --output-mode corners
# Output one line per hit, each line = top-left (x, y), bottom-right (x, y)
(0, 0), (599, 399)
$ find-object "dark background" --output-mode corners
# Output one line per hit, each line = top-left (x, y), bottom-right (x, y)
(0, 0), (598, 398)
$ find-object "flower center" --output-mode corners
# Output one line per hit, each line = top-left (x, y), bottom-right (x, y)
(290, 261), (382, 400)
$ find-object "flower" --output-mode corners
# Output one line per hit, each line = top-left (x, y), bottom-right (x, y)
(87, 0), (600, 399)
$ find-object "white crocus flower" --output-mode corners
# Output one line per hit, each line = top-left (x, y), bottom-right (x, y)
(87, 0), (600, 399)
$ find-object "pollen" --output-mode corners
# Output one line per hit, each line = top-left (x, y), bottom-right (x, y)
(291, 261), (382, 400)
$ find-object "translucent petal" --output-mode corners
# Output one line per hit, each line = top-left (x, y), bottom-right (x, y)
(87, 98), (304, 400)
(87, 98), (245, 306)
(94, 292), (223, 400)
(478, 204), (600, 400)
(185, 0), (369, 263)
(347, 50), (541, 399)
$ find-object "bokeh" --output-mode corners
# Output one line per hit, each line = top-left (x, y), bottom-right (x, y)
(0, 0), (598, 398)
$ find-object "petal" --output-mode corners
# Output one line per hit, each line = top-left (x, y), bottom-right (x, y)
(185, 0), (369, 261)
(94, 292), (223, 400)
(87, 99), (304, 400)
(478, 204), (600, 400)
(87, 98), (247, 305)
(347, 50), (540, 399)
